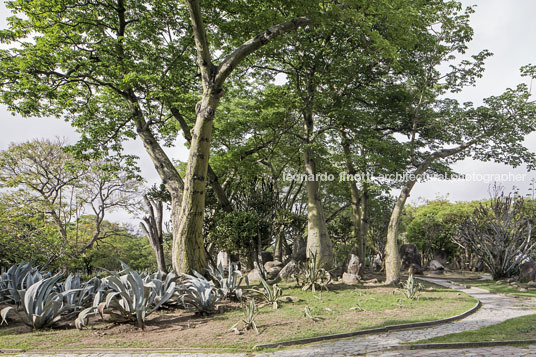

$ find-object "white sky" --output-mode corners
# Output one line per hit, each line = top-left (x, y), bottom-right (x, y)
(0, 0), (535, 224)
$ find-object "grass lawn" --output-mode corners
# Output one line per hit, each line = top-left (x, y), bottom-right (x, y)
(411, 314), (536, 345)
(456, 280), (536, 299)
(0, 280), (476, 352)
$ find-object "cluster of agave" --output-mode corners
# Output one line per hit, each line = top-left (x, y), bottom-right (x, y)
(0, 260), (250, 330)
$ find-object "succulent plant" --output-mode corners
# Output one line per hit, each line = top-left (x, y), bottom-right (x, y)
(75, 263), (176, 329)
(181, 271), (221, 314)
(0, 262), (47, 306)
(207, 260), (248, 301)
(231, 299), (259, 335)
(401, 274), (423, 300)
(298, 252), (331, 293)
(249, 276), (286, 309)
(1, 273), (77, 329)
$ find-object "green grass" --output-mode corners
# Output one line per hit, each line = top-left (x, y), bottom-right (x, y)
(411, 314), (536, 344)
(458, 280), (536, 298)
(0, 281), (477, 352)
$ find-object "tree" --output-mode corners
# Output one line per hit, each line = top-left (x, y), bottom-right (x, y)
(140, 193), (166, 274)
(454, 187), (536, 280)
(0, 139), (140, 260)
(0, 0), (317, 274)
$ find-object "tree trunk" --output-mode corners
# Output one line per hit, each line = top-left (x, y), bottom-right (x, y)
(360, 182), (369, 266)
(303, 111), (333, 268)
(140, 194), (167, 274)
(172, 92), (220, 274)
(385, 181), (416, 284)
(274, 232), (283, 262)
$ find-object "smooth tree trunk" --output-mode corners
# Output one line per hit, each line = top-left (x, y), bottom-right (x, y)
(359, 182), (369, 265)
(172, 92), (221, 274)
(140, 194), (167, 274)
(384, 181), (415, 284)
(303, 110), (333, 268)
(384, 141), (473, 284)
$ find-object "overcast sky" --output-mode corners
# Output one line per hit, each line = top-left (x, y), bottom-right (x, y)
(0, 0), (535, 224)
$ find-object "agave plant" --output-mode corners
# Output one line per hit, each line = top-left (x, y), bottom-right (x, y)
(1, 273), (77, 329)
(401, 274), (423, 300)
(231, 299), (259, 335)
(299, 252), (331, 293)
(56, 274), (101, 313)
(207, 260), (248, 301)
(0, 262), (43, 306)
(181, 271), (221, 315)
(145, 271), (181, 307)
(249, 276), (292, 310)
(75, 263), (176, 329)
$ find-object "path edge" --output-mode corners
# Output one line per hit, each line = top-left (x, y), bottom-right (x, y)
(254, 287), (481, 350)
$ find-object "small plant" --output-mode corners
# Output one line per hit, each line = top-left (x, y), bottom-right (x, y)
(249, 275), (295, 309)
(181, 271), (221, 315)
(299, 251), (332, 293)
(75, 263), (176, 329)
(207, 260), (248, 301)
(231, 299), (259, 335)
(1, 273), (77, 329)
(401, 274), (423, 300)
(303, 305), (323, 323)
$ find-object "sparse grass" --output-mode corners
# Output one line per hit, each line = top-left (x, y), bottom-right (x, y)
(0, 281), (476, 352)
(411, 314), (536, 344)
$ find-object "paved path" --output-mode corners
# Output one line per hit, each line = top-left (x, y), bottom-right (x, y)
(3, 277), (536, 356)
(256, 277), (536, 356)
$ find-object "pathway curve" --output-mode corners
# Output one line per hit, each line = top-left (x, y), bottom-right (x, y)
(4, 278), (536, 356)
(257, 277), (536, 356)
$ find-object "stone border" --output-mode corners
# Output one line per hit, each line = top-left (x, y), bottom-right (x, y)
(254, 297), (481, 350)
(395, 339), (536, 350)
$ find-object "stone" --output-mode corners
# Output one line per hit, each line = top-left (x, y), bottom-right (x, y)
(264, 260), (284, 279)
(278, 260), (299, 280)
(216, 251), (229, 271)
(342, 272), (359, 285)
(247, 269), (262, 282)
(527, 281), (536, 287)
(428, 259), (445, 271)
(292, 236), (307, 261)
(519, 287), (528, 292)
(372, 254), (383, 272)
(399, 244), (423, 272)
(409, 263), (424, 275)
(347, 254), (361, 276)
(520, 261), (536, 282)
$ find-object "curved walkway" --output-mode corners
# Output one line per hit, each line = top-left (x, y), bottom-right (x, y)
(4, 278), (536, 357)
(257, 277), (536, 356)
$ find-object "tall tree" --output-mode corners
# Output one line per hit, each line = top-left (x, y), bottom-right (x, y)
(0, 0), (318, 273)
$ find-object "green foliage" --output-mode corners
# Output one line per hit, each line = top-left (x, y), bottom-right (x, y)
(249, 276), (284, 310)
(1, 274), (77, 329)
(298, 252), (331, 293)
(181, 271), (221, 315)
(207, 260), (248, 301)
(75, 263), (176, 329)
(231, 299), (259, 335)
(400, 274), (423, 300)
(404, 199), (479, 262)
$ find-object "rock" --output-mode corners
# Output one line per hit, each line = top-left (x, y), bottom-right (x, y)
(372, 254), (383, 272)
(520, 261), (536, 283)
(519, 287), (528, 292)
(247, 269), (262, 282)
(278, 260), (299, 280)
(399, 244), (423, 272)
(342, 272), (359, 285)
(428, 259), (445, 271)
(365, 278), (379, 284)
(527, 281), (536, 287)
(264, 261), (283, 279)
(409, 263), (424, 275)
(264, 260), (284, 272)
(216, 251), (230, 271)
(347, 254), (361, 276)
(260, 252), (273, 264)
